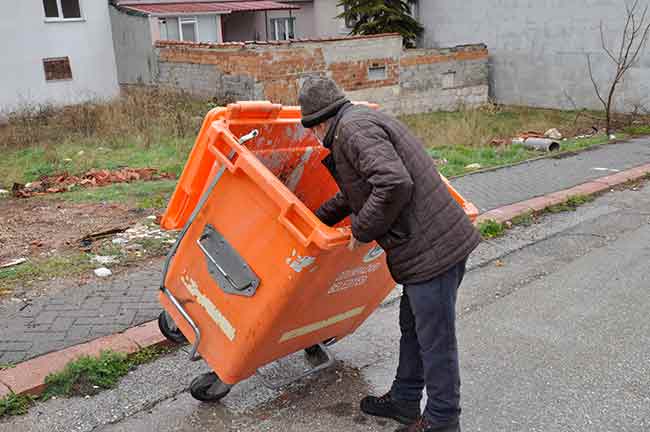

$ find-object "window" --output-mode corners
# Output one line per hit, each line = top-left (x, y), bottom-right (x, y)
(43, 0), (82, 20)
(368, 65), (387, 81)
(270, 17), (295, 40)
(442, 71), (456, 89)
(43, 57), (73, 81)
(179, 17), (198, 42)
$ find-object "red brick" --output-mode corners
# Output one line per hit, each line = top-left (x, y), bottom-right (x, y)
(122, 320), (167, 349)
(562, 181), (610, 197)
(523, 195), (567, 212)
(476, 202), (534, 224)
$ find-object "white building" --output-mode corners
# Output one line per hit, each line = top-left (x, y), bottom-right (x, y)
(0, 0), (120, 112)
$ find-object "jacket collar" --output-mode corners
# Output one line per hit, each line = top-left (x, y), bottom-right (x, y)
(322, 101), (352, 149)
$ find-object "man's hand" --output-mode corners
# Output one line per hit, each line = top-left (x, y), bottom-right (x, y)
(348, 236), (366, 251)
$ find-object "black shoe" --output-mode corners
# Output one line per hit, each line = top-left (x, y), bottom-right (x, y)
(395, 417), (460, 432)
(360, 393), (420, 425)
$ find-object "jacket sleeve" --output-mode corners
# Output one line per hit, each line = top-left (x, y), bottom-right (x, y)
(315, 191), (352, 227)
(342, 122), (414, 243)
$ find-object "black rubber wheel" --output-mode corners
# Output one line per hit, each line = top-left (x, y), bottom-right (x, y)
(304, 344), (322, 357)
(158, 311), (187, 344)
(190, 372), (232, 402)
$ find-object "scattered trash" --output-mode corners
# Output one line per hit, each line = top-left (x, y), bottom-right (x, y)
(12, 168), (175, 198)
(522, 138), (560, 152)
(544, 128), (563, 140)
(465, 163), (482, 170)
(77, 150), (85, 156)
(592, 167), (620, 173)
(79, 226), (130, 248)
(512, 137), (525, 146)
(93, 255), (119, 265)
(609, 134), (617, 140)
(0, 189), (8, 196)
(490, 138), (506, 147)
(146, 215), (157, 220)
(495, 260), (505, 267)
(433, 158), (448, 166)
(0, 258), (28, 269)
(94, 267), (112, 277)
(112, 221), (178, 248)
(520, 131), (545, 139)
(63, 158), (72, 163)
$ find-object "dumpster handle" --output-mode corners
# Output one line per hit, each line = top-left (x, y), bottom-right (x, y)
(279, 203), (313, 248)
(196, 237), (253, 291)
(161, 286), (202, 361)
(160, 129), (259, 362)
(255, 344), (335, 390)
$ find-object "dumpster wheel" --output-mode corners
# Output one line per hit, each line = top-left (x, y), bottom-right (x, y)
(190, 372), (232, 402)
(158, 311), (188, 344)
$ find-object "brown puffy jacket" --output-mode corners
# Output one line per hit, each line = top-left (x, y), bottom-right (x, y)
(315, 103), (480, 285)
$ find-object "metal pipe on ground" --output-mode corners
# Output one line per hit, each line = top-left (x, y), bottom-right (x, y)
(521, 138), (561, 152)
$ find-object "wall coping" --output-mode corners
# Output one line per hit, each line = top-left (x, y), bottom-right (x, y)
(154, 33), (403, 50)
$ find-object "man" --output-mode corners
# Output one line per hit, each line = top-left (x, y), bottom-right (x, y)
(299, 77), (480, 432)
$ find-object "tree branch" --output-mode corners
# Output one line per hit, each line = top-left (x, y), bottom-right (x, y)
(586, 53), (608, 110)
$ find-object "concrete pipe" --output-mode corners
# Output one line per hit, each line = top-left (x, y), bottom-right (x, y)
(523, 138), (560, 152)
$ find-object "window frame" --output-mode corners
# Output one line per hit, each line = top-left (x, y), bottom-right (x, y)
(270, 17), (295, 41)
(43, 0), (85, 23)
(43, 57), (73, 82)
(178, 16), (199, 42)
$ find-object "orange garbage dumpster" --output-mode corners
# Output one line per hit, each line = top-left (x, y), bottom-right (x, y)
(157, 101), (478, 401)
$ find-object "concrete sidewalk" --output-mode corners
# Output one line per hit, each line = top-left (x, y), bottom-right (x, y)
(1, 138), (649, 365)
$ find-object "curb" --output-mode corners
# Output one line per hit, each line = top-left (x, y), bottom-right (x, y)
(476, 163), (650, 224)
(2, 163), (650, 400)
(0, 320), (167, 398)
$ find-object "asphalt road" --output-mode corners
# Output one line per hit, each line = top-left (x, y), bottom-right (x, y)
(3, 184), (650, 432)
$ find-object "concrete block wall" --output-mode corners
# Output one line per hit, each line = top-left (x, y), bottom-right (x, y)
(154, 34), (489, 114)
(418, 0), (650, 111)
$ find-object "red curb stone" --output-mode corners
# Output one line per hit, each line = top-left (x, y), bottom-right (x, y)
(594, 170), (643, 186)
(122, 320), (167, 349)
(521, 195), (566, 212)
(563, 181), (610, 197)
(476, 202), (533, 224)
(0, 334), (139, 396)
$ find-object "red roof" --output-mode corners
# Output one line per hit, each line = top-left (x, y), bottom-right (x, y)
(120, 1), (299, 15)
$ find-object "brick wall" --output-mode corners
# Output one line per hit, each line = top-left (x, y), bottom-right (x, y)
(154, 34), (488, 114)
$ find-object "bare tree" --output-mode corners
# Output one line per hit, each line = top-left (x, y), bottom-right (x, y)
(587, 0), (650, 135)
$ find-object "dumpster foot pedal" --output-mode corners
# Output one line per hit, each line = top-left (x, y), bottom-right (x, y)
(255, 344), (335, 391)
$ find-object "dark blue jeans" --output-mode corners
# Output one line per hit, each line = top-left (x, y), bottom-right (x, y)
(390, 258), (467, 426)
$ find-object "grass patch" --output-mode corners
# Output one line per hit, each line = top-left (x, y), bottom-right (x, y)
(55, 179), (177, 209)
(402, 106), (620, 177)
(42, 351), (130, 400)
(0, 393), (34, 417)
(544, 195), (594, 214)
(624, 124), (650, 135)
(0, 252), (94, 293)
(510, 211), (535, 227)
(0, 346), (175, 418)
(42, 346), (173, 401)
(478, 220), (506, 239)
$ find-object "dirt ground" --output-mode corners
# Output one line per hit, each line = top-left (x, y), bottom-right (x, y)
(0, 197), (148, 265)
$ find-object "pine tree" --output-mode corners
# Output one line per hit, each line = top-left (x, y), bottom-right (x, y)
(337, 0), (424, 48)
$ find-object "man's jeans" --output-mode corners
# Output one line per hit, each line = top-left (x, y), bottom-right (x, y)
(390, 258), (467, 426)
